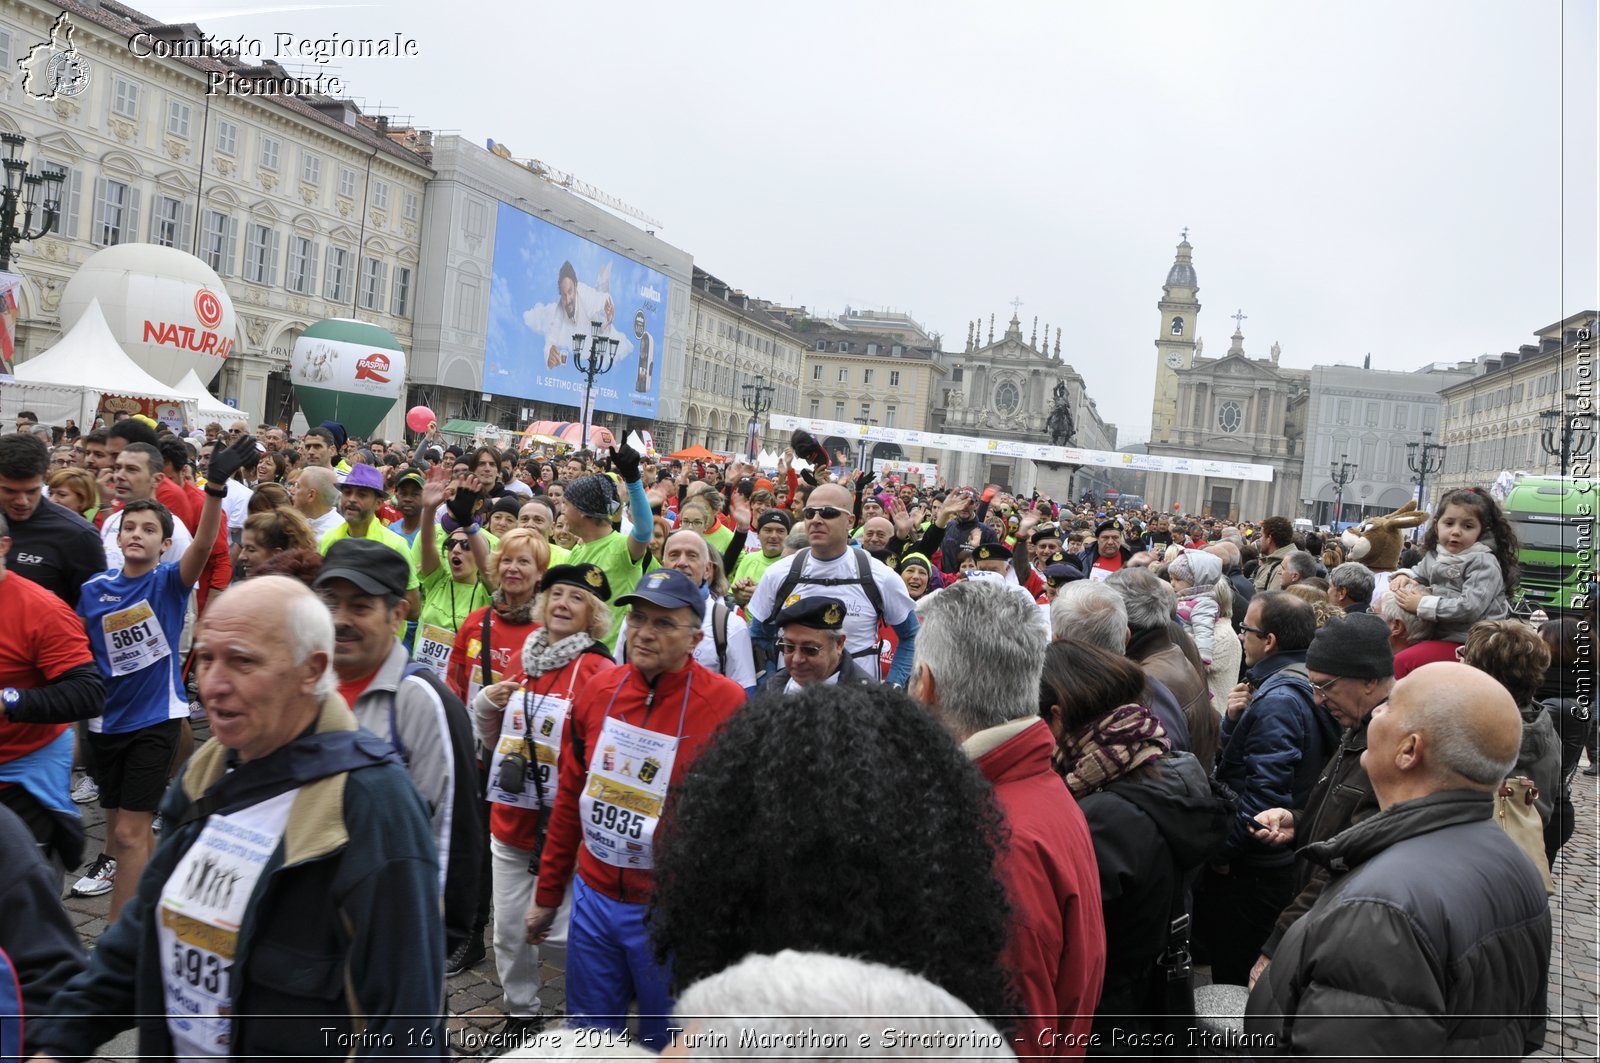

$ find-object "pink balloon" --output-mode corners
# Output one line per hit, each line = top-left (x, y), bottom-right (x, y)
(406, 405), (436, 433)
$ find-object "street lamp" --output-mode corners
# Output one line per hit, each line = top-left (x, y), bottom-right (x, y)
(1329, 453), (1357, 526)
(570, 320), (619, 456)
(1406, 429), (1446, 525)
(739, 373), (775, 461)
(0, 133), (66, 271)
(1540, 394), (1591, 477)
(856, 418), (878, 475)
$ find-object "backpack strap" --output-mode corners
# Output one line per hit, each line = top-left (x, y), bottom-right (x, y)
(386, 661), (437, 767)
(769, 547), (886, 627)
(712, 600), (729, 675)
(480, 607), (494, 691)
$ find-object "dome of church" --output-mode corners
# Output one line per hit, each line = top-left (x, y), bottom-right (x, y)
(1165, 254), (1196, 288)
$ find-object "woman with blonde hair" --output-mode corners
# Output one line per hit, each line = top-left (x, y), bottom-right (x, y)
(48, 466), (100, 521)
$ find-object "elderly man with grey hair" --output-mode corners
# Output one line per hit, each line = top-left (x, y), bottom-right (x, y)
(912, 580), (1106, 1053)
(1276, 550), (1319, 589)
(1050, 582), (1191, 752)
(293, 464), (344, 538)
(1326, 561), (1375, 614)
(1106, 567), (1217, 771)
(1246, 662), (1551, 1058)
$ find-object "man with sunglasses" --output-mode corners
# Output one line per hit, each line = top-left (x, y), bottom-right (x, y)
(748, 483), (919, 687)
(1244, 613), (1393, 992)
(1196, 591), (1339, 987)
(765, 596), (875, 692)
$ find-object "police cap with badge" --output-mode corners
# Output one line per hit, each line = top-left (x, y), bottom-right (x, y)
(973, 542), (1013, 563)
(539, 563), (612, 601)
(774, 595), (848, 632)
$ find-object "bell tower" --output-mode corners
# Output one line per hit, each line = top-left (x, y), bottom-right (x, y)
(1150, 231), (1201, 445)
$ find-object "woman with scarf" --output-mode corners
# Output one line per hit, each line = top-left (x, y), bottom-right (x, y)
(470, 564), (614, 1043)
(1039, 639), (1230, 1051)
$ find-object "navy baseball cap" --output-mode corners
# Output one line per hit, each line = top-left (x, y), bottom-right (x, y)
(616, 568), (706, 622)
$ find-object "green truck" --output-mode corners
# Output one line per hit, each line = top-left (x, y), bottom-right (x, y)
(1504, 475), (1597, 615)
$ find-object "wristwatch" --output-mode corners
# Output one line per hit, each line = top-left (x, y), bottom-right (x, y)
(1, 688), (19, 713)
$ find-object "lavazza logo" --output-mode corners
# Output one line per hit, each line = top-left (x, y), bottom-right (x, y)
(354, 352), (391, 384)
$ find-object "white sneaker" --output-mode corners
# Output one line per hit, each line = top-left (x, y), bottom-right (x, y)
(70, 776), (99, 805)
(71, 854), (117, 897)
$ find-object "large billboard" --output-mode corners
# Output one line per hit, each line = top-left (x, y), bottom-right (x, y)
(485, 202), (666, 419)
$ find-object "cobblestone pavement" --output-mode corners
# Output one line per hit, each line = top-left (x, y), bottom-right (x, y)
(59, 767), (1600, 1060)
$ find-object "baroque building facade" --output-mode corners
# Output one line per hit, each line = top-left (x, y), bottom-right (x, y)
(791, 320), (946, 465)
(680, 268), (802, 455)
(1, 0), (431, 438)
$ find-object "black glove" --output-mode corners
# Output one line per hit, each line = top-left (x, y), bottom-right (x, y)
(856, 471), (876, 495)
(611, 438), (642, 485)
(789, 429), (829, 469)
(446, 486), (478, 527)
(206, 435), (259, 493)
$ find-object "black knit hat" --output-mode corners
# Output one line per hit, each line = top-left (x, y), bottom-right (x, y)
(1305, 613), (1394, 679)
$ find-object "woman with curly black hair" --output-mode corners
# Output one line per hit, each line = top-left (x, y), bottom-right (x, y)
(649, 683), (1016, 1029)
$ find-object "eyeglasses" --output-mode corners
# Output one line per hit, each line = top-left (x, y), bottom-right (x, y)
(776, 640), (828, 658)
(1309, 675), (1344, 698)
(802, 506), (847, 521)
(446, 539), (472, 551)
(1239, 624), (1267, 637)
(634, 615), (698, 634)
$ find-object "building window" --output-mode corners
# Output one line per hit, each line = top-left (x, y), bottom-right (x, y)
(809, 399), (820, 418)
(243, 223), (279, 285)
(889, 370), (900, 387)
(1365, 401), (1379, 426)
(358, 256), (387, 310)
(952, 366), (964, 382)
(198, 210), (236, 275)
(1217, 400), (1243, 434)
(859, 402), (871, 421)
(863, 368), (874, 385)
(838, 341), (850, 353)
(995, 381), (1020, 414)
(1394, 405), (1408, 430)
(301, 152), (322, 185)
(391, 266), (412, 317)
(837, 367), (848, 383)
(885, 405), (897, 428)
(1170, 316), (1184, 336)
(148, 195), (190, 249)
(40, 161), (80, 239)
(111, 78), (140, 118)
(812, 364), (822, 381)
(215, 120), (238, 156)
(0, 29), (11, 69)
(91, 177), (139, 247)
(372, 180), (389, 211)
(891, 345), (904, 356)
(402, 191), (419, 221)
(867, 343), (879, 355)
(337, 167), (356, 199)
(834, 401), (845, 420)
(259, 135), (280, 172)
(814, 339), (826, 351)
(165, 100), (191, 137)
(1336, 398), (1351, 424)
(324, 246), (352, 303)
(286, 235), (319, 294)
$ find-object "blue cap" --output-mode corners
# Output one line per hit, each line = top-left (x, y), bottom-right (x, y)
(616, 568), (706, 622)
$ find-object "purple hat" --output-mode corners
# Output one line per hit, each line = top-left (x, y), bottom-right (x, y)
(339, 463), (386, 493)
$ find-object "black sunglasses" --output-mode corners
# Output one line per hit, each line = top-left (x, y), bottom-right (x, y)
(446, 539), (472, 551)
(802, 505), (848, 521)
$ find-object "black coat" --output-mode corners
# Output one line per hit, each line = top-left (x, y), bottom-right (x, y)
(765, 652), (877, 693)
(1246, 790), (1551, 1058)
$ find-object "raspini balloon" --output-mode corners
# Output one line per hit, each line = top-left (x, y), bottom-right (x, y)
(290, 318), (406, 438)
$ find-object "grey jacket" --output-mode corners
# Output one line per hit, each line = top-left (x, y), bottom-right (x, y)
(1397, 538), (1509, 643)
(1246, 790), (1550, 1059)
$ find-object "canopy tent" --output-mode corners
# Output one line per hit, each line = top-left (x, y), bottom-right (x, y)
(666, 443), (722, 462)
(175, 369), (247, 425)
(521, 420), (615, 451)
(2, 298), (196, 429)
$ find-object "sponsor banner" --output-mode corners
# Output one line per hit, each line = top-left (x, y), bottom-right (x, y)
(290, 318), (406, 437)
(769, 414), (1275, 483)
(873, 458), (940, 486)
(0, 271), (19, 374)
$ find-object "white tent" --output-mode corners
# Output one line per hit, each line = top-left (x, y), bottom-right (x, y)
(4, 298), (197, 428)
(175, 368), (247, 424)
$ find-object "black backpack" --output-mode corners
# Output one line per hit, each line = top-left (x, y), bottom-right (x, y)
(769, 547), (888, 626)
(386, 661), (486, 959)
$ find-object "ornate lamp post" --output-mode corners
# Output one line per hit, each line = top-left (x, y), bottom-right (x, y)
(0, 133), (66, 271)
(1406, 429), (1446, 528)
(570, 320), (618, 455)
(1329, 453), (1357, 526)
(739, 373), (775, 461)
(1540, 395), (1591, 477)
(856, 418), (878, 474)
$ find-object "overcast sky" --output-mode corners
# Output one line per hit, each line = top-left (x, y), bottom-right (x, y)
(150, 0), (1598, 442)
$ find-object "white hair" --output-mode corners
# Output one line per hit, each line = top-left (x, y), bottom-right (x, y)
(1377, 589), (1434, 642)
(1049, 582), (1129, 653)
(301, 465), (339, 506)
(913, 580), (1045, 735)
(1106, 567), (1177, 632)
(286, 585), (337, 697)
(670, 950), (1017, 1061)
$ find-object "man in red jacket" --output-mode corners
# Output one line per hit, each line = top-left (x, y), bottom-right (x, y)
(527, 568), (745, 1048)
(911, 580), (1106, 1059)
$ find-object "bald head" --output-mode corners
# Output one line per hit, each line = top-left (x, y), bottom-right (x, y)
(808, 483), (851, 509)
(803, 483), (855, 558)
(1365, 662), (1521, 807)
(1206, 541), (1240, 569)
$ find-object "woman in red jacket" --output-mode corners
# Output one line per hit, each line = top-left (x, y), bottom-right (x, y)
(471, 563), (614, 1043)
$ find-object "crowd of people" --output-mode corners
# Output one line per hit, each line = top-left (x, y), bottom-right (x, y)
(0, 407), (1591, 1060)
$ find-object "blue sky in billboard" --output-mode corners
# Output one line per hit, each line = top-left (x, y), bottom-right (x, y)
(485, 202), (667, 419)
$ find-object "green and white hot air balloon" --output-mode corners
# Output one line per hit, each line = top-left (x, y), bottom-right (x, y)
(290, 318), (405, 438)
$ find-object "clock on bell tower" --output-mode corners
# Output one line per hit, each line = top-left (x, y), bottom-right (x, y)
(1150, 231), (1201, 445)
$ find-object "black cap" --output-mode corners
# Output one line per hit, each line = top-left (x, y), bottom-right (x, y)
(315, 538), (409, 597)
(540, 563), (612, 602)
(1045, 558), (1088, 587)
(973, 541), (1012, 563)
(774, 595), (847, 631)
(1030, 525), (1062, 544)
(1305, 613), (1394, 679)
(1094, 519), (1121, 537)
(489, 495), (523, 518)
(756, 509), (792, 531)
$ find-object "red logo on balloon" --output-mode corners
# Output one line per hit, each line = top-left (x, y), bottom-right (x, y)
(355, 353), (391, 384)
(194, 289), (224, 330)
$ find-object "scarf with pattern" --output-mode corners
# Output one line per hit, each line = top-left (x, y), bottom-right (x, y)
(491, 588), (536, 626)
(1058, 703), (1170, 798)
(522, 627), (596, 679)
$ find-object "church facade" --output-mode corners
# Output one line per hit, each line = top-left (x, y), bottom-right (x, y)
(930, 310), (1116, 498)
(1143, 237), (1308, 520)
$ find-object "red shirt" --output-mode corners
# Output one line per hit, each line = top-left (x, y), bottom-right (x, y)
(1394, 638), (1461, 679)
(0, 572), (96, 766)
(446, 606), (537, 704)
(975, 721), (1106, 1059)
(155, 478), (231, 610)
(1092, 552), (1124, 576)
(337, 670), (379, 712)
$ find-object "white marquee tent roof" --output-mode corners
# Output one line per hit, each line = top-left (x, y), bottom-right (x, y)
(175, 368), (247, 423)
(13, 298), (194, 402)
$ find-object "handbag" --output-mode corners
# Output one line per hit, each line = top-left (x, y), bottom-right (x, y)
(1495, 775), (1553, 895)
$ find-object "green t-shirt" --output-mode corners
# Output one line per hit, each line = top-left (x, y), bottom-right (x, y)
(416, 566), (492, 635)
(732, 548), (784, 586)
(705, 523), (734, 555)
(568, 531), (651, 651)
